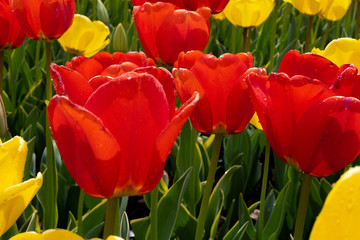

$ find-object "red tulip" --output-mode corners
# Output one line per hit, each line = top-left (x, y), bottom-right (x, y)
(12, 0), (76, 41)
(246, 50), (360, 177)
(0, 0), (25, 49)
(47, 52), (199, 198)
(131, 0), (229, 13)
(173, 50), (255, 134)
(133, 2), (211, 65)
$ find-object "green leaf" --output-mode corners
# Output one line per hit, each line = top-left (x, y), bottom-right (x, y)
(239, 193), (256, 239)
(263, 183), (290, 240)
(173, 204), (197, 239)
(120, 212), (130, 240)
(156, 167), (192, 240)
(223, 221), (249, 240)
(82, 199), (107, 239)
(131, 217), (150, 240)
(210, 190), (224, 239)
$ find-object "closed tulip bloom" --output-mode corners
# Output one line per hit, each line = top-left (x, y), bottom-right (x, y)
(247, 50), (360, 177)
(223, 0), (274, 27)
(58, 14), (110, 57)
(312, 38), (360, 69)
(131, 0), (229, 13)
(310, 166), (360, 240)
(173, 50), (255, 134)
(12, 0), (76, 41)
(133, 2), (211, 65)
(283, 0), (331, 16)
(0, 137), (43, 236)
(0, 0), (25, 49)
(320, 0), (351, 21)
(9, 229), (124, 240)
(47, 52), (199, 198)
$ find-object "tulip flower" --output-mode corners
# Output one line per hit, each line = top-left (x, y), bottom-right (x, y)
(312, 38), (360, 70)
(131, 0), (229, 13)
(47, 52), (199, 198)
(0, 0), (25, 49)
(12, 0), (76, 41)
(133, 2), (211, 65)
(246, 50), (360, 177)
(58, 14), (110, 57)
(173, 50), (255, 134)
(9, 229), (124, 240)
(310, 166), (360, 240)
(222, 0), (274, 27)
(320, 0), (351, 21)
(0, 137), (43, 236)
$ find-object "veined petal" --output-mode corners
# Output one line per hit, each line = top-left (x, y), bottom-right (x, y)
(47, 96), (121, 198)
(85, 72), (170, 196)
(0, 173), (42, 237)
(292, 96), (360, 177)
(0, 137), (27, 192)
(50, 64), (94, 106)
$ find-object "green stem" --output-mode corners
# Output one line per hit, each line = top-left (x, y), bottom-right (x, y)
(195, 134), (223, 240)
(44, 41), (57, 229)
(77, 190), (85, 237)
(257, 140), (271, 240)
(355, 1), (360, 39)
(0, 50), (4, 94)
(293, 173), (312, 240)
(92, 0), (97, 20)
(35, 41), (42, 82)
(103, 198), (119, 239)
(150, 184), (159, 240)
(321, 21), (331, 49)
(242, 27), (249, 52)
(268, 0), (279, 72)
(304, 15), (313, 52)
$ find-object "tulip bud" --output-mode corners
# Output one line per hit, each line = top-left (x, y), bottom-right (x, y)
(0, 95), (7, 138)
(97, 0), (109, 26)
(112, 23), (128, 52)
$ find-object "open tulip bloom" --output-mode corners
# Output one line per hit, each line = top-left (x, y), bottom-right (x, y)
(173, 50), (255, 134)
(246, 50), (360, 177)
(47, 51), (199, 198)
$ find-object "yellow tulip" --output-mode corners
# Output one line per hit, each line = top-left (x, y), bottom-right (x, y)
(222, 0), (275, 27)
(249, 112), (263, 130)
(9, 229), (125, 240)
(0, 137), (43, 236)
(58, 14), (110, 58)
(320, 0), (351, 21)
(283, 0), (332, 16)
(312, 38), (360, 69)
(310, 166), (360, 240)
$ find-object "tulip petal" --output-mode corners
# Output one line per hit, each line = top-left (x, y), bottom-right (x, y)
(8, 229), (83, 240)
(47, 96), (121, 198)
(0, 173), (42, 236)
(292, 96), (360, 177)
(0, 137), (27, 192)
(65, 56), (104, 81)
(279, 50), (339, 87)
(50, 64), (94, 106)
(310, 166), (360, 240)
(85, 72), (170, 196)
(139, 92), (199, 193)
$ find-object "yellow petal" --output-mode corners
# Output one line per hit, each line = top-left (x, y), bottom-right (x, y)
(249, 112), (263, 130)
(0, 173), (42, 236)
(311, 38), (360, 69)
(9, 229), (83, 240)
(223, 0), (275, 28)
(283, 0), (332, 16)
(0, 137), (27, 192)
(310, 166), (360, 240)
(106, 236), (125, 240)
(58, 14), (110, 57)
(212, 11), (226, 21)
(320, 0), (351, 21)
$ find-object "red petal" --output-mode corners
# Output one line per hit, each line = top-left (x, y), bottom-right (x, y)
(292, 96), (360, 177)
(279, 50), (339, 87)
(13, 0), (41, 39)
(85, 72), (170, 196)
(134, 66), (176, 119)
(47, 96), (121, 198)
(330, 64), (359, 97)
(139, 92), (199, 193)
(66, 56), (104, 81)
(50, 64), (94, 106)
(88, 75), (114, 90)
(101, 63), (139, 77)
